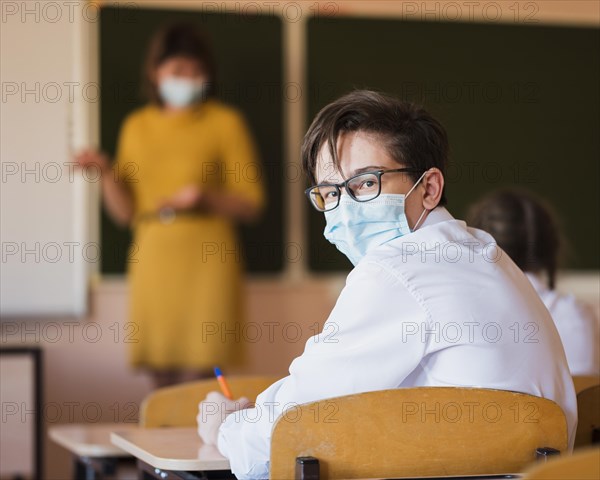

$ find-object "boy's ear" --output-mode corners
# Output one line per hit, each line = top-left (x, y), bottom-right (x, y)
(422, 168), (444, 210)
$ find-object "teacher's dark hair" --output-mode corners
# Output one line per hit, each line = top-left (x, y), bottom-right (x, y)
(301, 89), (449, 205)
(467, 189), (563, 289)
(143, 22), (217, 105)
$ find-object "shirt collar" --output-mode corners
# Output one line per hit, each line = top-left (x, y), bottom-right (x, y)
(371, 205), (467, 256)
(418, 206), (455, 229)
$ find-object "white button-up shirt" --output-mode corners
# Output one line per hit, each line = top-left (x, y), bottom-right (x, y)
(218, 207), (577, 479)
(526, 272), (599, 376)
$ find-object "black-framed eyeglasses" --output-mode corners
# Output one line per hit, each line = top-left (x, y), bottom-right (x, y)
(304, 168), (424, 212)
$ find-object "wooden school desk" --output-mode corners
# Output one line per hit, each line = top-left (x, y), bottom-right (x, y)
(111, 427), (234, 479)
(111, 427), (528, 480)
(49, 423), (136, 479)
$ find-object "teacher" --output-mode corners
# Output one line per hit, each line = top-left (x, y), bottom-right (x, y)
(76, 22), (265, 387)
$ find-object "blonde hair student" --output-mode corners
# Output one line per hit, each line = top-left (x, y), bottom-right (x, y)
(197, 90), (576, 480)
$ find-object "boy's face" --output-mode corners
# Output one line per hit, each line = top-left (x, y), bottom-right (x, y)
(315, 130), (428, 229)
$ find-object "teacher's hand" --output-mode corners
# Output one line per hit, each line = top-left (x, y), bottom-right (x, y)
(159, 185), (205, 212)
(74, 148), (111, 175)
(197, 391), (252, 445)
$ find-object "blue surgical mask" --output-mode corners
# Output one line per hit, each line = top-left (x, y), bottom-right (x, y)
(323, 172), (428, 266)
(158, 76), (207, 108)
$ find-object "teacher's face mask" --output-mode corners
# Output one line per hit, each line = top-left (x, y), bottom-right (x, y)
(158, 76), (207, 108)
(323, 171), (428, 266)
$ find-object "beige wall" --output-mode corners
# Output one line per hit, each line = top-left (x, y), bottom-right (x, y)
(121, 0), (600, 26)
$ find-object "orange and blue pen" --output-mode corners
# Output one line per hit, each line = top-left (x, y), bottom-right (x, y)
(213, 366), (233, 400)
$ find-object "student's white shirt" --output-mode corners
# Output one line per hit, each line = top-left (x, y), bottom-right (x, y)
(217, 207), (577, 480)
(525, 272), (599, 376)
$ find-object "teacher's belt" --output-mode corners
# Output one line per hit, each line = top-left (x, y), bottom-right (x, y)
(135, 208), (206, 225)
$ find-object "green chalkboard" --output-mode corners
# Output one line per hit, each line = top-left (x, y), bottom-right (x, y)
(99, 7), (283, 273)
(306, 18), (600, 271)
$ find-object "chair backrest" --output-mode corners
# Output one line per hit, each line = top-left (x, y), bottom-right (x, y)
(573, 376), (600, 394)
(270, 387), (568, 480)
(140, 375), (280, 427)
(575, 384), (600, 448)
(522, 447), (600, 479)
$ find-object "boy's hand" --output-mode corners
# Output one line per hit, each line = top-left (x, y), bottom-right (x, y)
(197, 391), (252, 445)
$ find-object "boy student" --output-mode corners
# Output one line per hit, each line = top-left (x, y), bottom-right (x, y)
(197, 90), (577, 479)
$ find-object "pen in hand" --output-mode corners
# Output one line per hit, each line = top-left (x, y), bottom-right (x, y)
(213, 366), (233, 400)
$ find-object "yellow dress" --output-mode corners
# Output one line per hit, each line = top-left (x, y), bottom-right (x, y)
(113, 99), (265, 370)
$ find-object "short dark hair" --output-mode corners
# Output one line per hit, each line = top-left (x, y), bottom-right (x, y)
(467, 189), (563, 289)
(143, 22), (217, 105)
(301, 89), (449, 205)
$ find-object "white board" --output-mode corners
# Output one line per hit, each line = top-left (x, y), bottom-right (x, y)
(1, 4), (98, 317)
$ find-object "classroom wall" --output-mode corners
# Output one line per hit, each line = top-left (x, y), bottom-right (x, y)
(123, 0), (599, 25)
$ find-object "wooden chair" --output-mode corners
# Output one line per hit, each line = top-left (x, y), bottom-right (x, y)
(522, 446), (600, 479)
(270, 387), (568, 480)
(573, 375), (600, 395)
(140, 375), (280, 427)
(574, 377), (600, 448)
